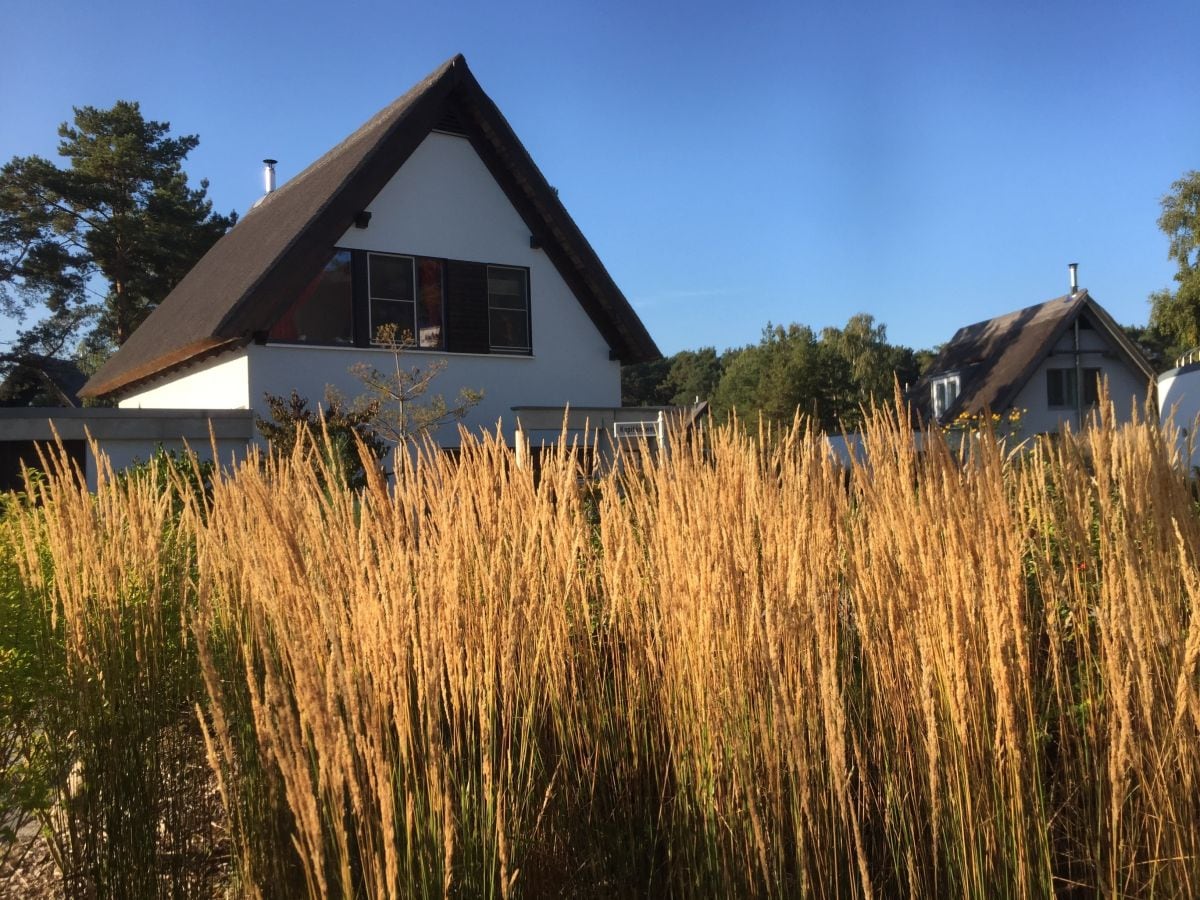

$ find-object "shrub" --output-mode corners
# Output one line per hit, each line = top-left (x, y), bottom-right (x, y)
(255, 388), (387, 490)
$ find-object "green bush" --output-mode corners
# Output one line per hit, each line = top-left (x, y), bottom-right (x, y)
(255, 389), (387, 490)
(0, 523), (58, 872)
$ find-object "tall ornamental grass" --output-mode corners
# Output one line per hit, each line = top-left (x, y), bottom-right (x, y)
(2, 402), (1197, 898)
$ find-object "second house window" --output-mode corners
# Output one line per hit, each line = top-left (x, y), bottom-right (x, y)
(1047, 367), (1102, 408)
(931, 374), (960, 418)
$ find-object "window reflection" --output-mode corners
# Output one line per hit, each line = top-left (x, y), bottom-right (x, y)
(417, 258), (444, 349)
(268, 250), (353, 345)
(268, 250), (524, 355)
(487, 266), (530, 351)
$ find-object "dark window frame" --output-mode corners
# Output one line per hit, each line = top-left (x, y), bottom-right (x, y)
(1047, 368), (1071, 408)
(1047, 367), (1103, 409)
(365, 251), (452, 351)
(269, 248), (531, 356)
(486, 264), (532, 354)
(366, 250), (418, 346)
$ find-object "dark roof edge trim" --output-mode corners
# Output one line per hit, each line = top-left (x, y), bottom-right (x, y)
(84, 338), (246, 400)
(215, 61), (464, 338)
(454, 66), (660, 363)
(1082, 297), (1158, 385)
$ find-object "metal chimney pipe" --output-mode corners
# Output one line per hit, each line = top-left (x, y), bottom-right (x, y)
(262, 159), (278, 195)
(1069, 262), (1079, 294)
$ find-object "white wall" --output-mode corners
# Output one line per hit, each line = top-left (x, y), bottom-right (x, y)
(249, 131), (621, 444)
(0, 408), (254, 491)
(1159, 364), (1200, 470)
(119, 350), (250, 410)
(1159, 366), (1200, 428)
(1007, 326), (1150, 434)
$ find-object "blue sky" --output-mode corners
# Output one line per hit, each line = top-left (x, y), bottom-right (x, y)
(2, 0), (1197, 356)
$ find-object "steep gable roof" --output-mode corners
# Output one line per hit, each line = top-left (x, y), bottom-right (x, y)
(0, 354), (87, 407)
(908, 290), (1156, 421)
(82, 54), (660, 399)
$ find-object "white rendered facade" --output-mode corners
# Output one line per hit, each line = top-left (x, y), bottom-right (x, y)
(1158, 362), (1200, 470)
(1005, 323), (1150, 434)
(119, 351), (250, 410)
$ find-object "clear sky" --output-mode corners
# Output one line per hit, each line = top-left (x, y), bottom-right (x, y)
(2, 0), (1197, 356)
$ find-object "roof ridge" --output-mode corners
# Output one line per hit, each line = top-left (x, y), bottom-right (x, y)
(951, 291), (1085, 335)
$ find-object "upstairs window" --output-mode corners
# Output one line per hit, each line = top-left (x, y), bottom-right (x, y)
(1047, 367), (1102, 408)
(268, 250), (354, 345)
(487, 266), (530, 352)
(931, 374), (959, 418)
(269, 249), (529, 355)
(367, 253), (446, 349)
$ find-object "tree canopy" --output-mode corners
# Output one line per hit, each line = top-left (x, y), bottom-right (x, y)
(622, 313), (923, 431)
(622, 347), (724, 408)
(1148, 170), (1200, 359)
(0, 101), (234, 375)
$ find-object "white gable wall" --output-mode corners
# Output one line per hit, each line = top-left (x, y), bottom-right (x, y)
(1159, 364), (1200, 430)
(1006, 325), (1149, 434)
(1158, 363), (1200, 470)
(118, 350), (250, 410)
(247, 131), (621, 444)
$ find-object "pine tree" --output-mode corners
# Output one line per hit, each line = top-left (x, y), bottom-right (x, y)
(0, 101), (235, 375)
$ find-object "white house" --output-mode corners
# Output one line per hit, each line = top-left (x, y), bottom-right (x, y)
(79, 54), (661, 449)
(909, 271), (1156, 433)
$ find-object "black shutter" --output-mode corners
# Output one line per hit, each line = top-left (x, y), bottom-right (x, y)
(351, 251), (370, 346)
(445, 260), (489, 354)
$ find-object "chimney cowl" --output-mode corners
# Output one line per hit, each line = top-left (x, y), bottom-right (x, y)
(262, 159), (278, 195)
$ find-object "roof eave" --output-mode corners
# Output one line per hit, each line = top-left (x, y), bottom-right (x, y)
(1081, 295), (1158, 385)
(79, 337), (246, 400)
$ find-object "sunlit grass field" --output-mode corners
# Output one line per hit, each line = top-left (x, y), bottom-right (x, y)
(2, 403), (1198, 898)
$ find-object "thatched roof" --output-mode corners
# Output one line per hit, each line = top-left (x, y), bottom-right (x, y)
(908, 290), (1155, 421)
(83, 54), (659, 399)
(0, 354), (88, 407)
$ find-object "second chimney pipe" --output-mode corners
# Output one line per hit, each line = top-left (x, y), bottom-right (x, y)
(263, 159), (278, 195)
(1069, 262), (1079, 294)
